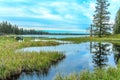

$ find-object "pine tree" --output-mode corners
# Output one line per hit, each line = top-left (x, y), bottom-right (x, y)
(113, 8), (120, 34)
(92, 0), (110, 37)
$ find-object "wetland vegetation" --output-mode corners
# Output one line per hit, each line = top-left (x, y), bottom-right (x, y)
(1, 34), (120, 80)
(0, 36), (65, 80)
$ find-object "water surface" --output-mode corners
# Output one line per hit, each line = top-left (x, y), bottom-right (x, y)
(17, 34), (88, 38)
(16, 42), (120, 80)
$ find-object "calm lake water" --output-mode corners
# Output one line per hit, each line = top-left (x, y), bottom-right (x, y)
(18, 34), (88, 38)
(15, 42), (120, 80)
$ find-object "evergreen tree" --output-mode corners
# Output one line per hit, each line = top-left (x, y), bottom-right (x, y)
(92, 0), (110, 37)
(113, 8), (120, 34)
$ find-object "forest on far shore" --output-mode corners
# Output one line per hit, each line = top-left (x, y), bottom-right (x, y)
(0, 21), (49, 35)
(0, 21), (87, 35)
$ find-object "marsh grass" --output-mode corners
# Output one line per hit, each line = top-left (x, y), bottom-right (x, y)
(59, 35), (120, 43)
(54, 66), (120, 80)
(19, 41), (60, 48)
(0, 36), (65, 80)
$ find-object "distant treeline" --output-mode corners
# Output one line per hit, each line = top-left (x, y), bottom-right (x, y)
(0, 21), (88, 35)
(0, 21), (49, 35)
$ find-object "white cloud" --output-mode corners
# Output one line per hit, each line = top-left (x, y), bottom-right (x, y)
(111, 0), (118, 2)
(0, 7), (25, 16)
(64, 14), (75, 20)
(19, 27), (87, 33)
(0, 1), (92, 22)
(0, 7), (63, 20)
(109, 0), (120, 20)
(0, 0), (119, 33)
(30, 7), (63, 20)
(50, 2), (68, 6)
(78, 1), (95, 20)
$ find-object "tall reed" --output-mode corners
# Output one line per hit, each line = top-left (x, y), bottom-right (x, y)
(0, 36), (65, 80)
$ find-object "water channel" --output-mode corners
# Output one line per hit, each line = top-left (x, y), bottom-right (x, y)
(15, 42), (120, 80)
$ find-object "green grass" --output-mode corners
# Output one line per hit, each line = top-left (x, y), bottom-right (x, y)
(0, 36), (65, 80)
(54, 66), (120, 80)
(58, 34), (120, 43)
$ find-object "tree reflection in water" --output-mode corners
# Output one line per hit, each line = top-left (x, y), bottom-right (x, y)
(113, 44), (120, 64)
(90, 42), (111, 69)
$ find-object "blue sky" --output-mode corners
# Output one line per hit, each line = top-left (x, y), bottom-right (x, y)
(0, 0), (120, 33)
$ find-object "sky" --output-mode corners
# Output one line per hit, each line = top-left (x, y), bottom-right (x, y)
(0, 0), (120, 33)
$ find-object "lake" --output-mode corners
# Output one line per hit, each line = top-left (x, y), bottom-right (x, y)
(15, 42), (119, 80)
(17, 34), (89, 38)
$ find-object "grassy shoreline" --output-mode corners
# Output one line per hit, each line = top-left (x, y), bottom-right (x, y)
(58, 34), (120, 44)
(0, 36), (65, 80)
(54, 66), (120, 80)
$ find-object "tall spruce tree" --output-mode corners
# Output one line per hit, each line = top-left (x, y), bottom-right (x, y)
(92, 0), (110, 37)
(113, 8), (120, 34)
